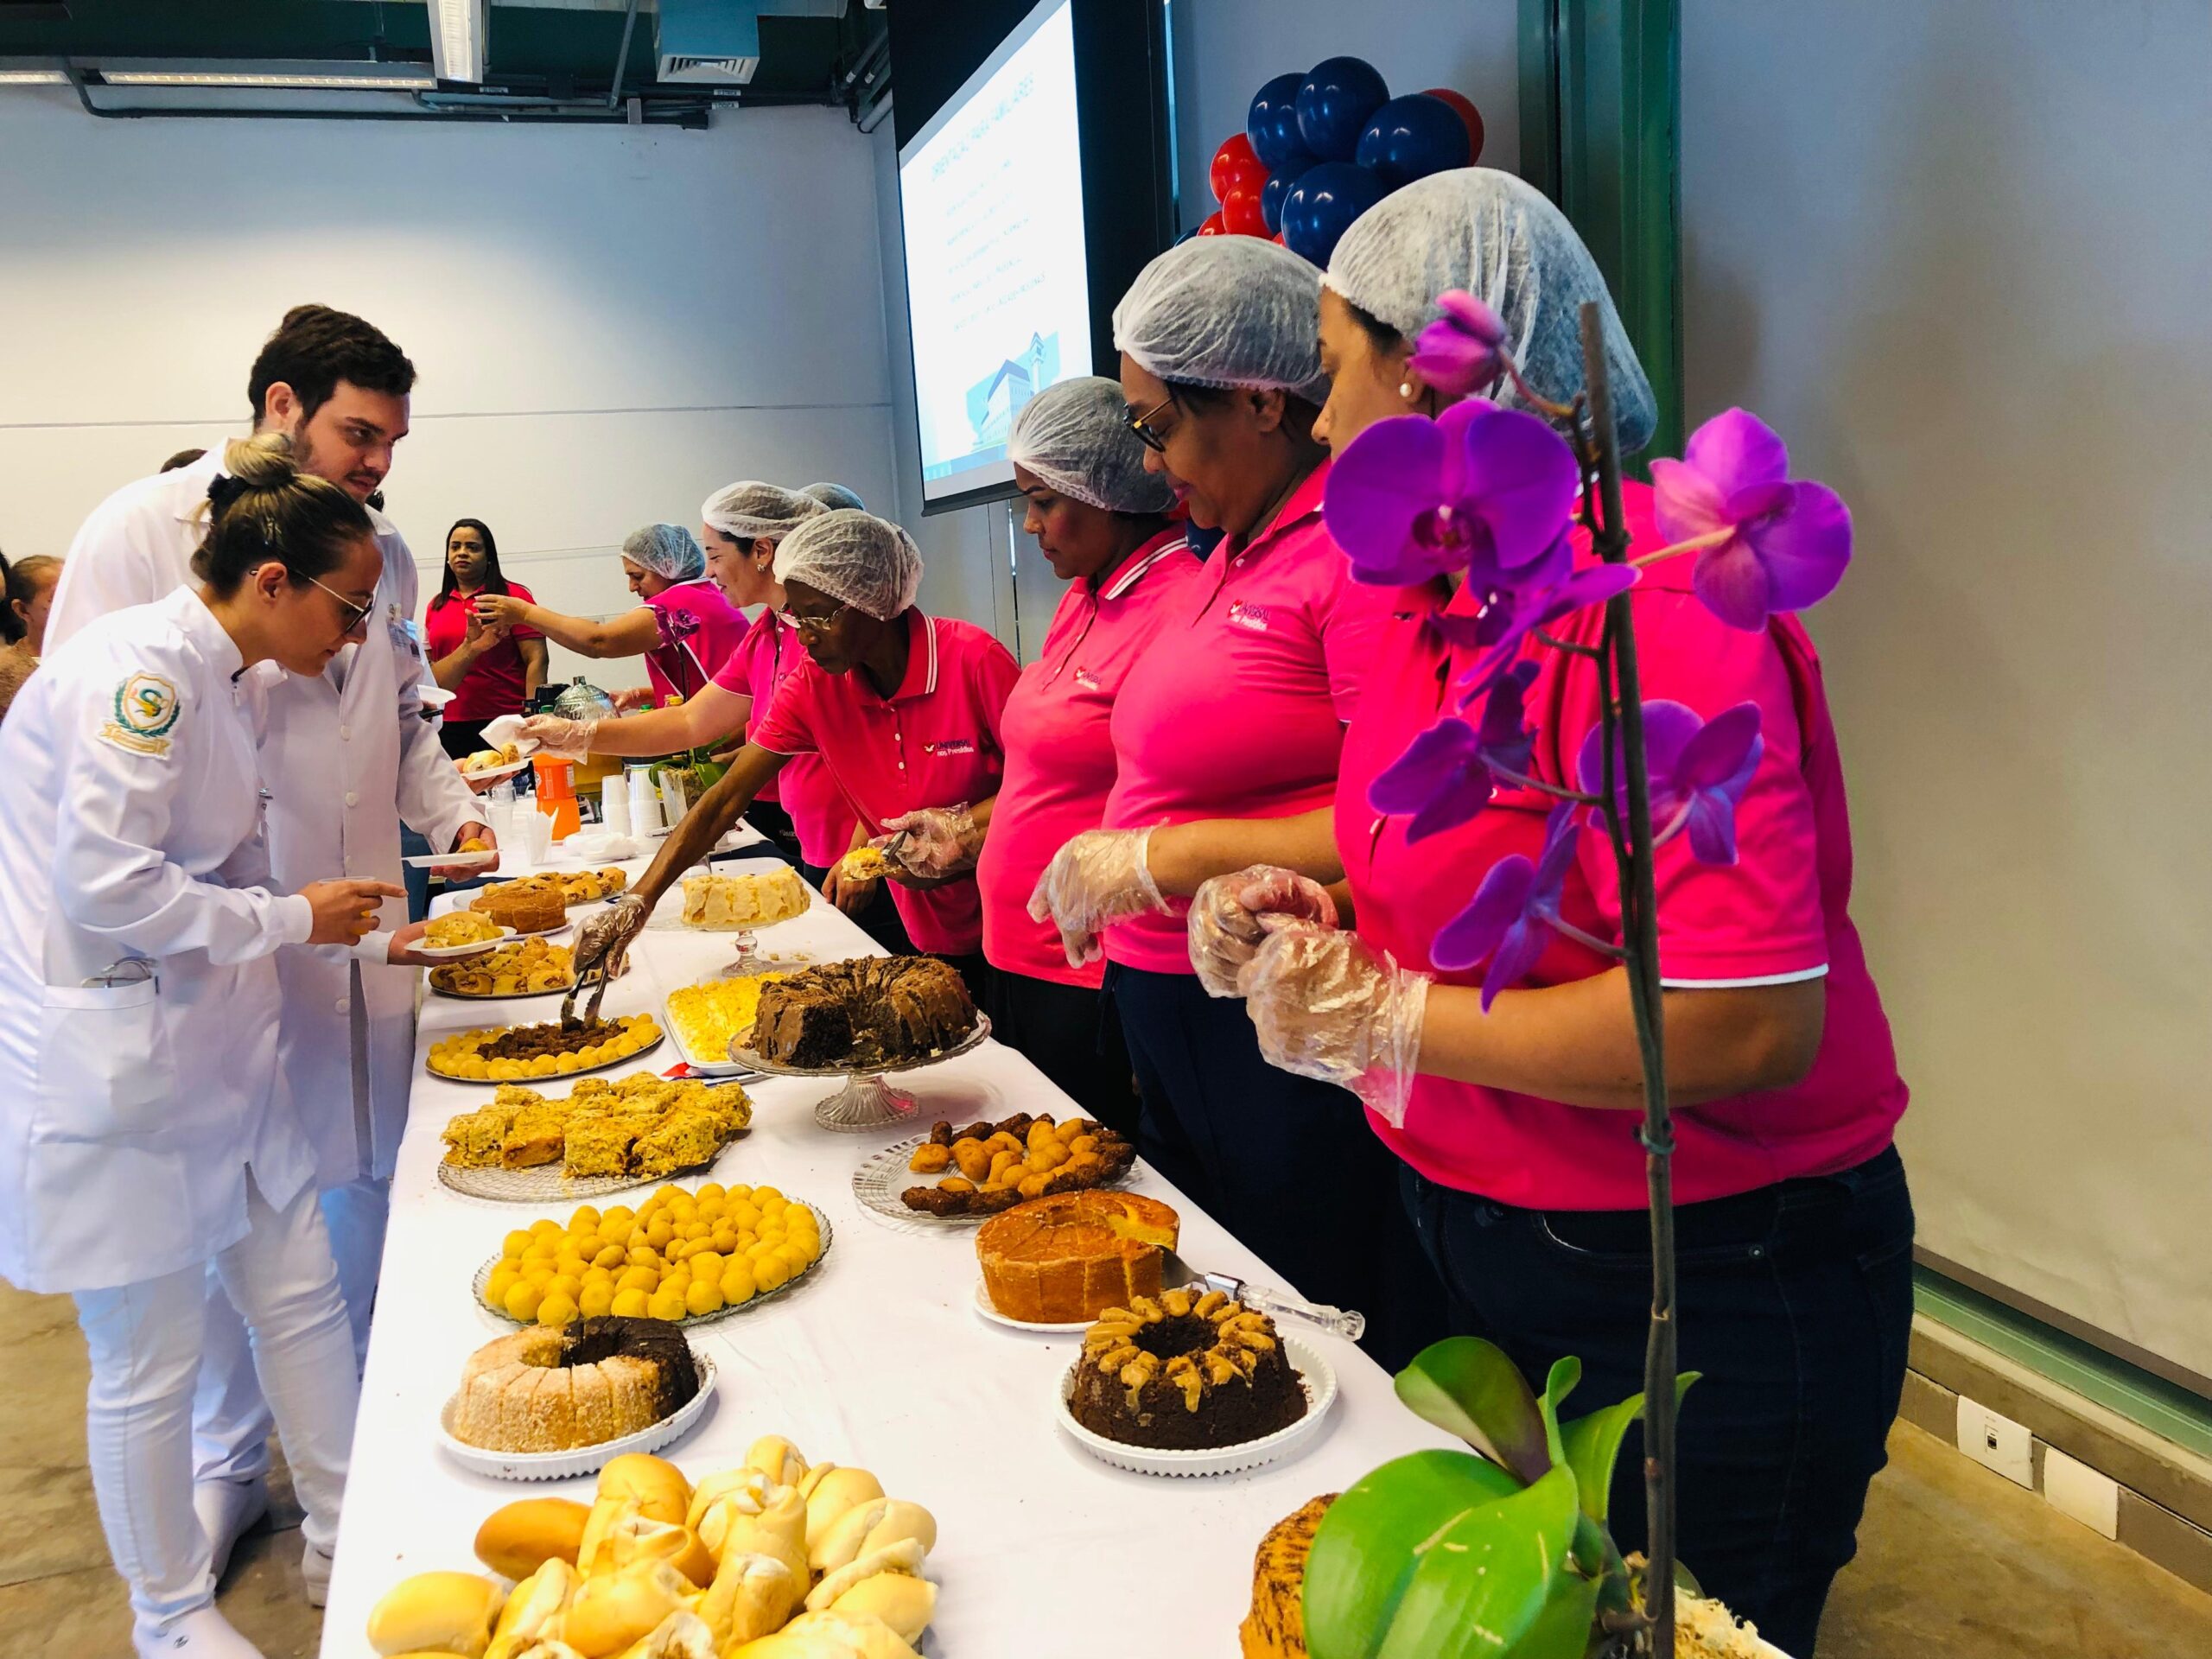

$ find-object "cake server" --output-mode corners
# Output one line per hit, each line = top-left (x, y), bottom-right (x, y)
(1160, 1249), (1366, 1342)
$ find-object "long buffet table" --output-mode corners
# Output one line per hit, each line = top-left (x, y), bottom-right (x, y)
(320, 840), (1457, 1657)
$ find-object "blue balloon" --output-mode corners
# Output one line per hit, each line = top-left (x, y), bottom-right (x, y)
(1278, 161), (1389, 267)
(1261, 162), (1311, 235)
(1246, 73), (1313, 173)
(1355, 92), (1474, 189)
(1294, 55), (1389, 162)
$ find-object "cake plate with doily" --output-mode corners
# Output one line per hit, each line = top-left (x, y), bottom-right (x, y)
(854, 1128), (1138, 1231)
(1055, 1336), (1338, 1479)
(470, 1204), (832, 1328)
(436, 1350), (718, 1481)
(727, 1014), (992, 1133)
(436, 1143), (734, 1204)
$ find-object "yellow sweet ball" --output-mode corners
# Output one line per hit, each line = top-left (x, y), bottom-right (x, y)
(610, 1287), (651, 1318)
(486, 1266), (523, 1304)
(753, 1255), (791, 1294)
(785, 1233), (820, 1268)
(490, 1059), (526, 1080)
(646, 1290), (688, 1322)
(531, 1218), (563, 1238)
(684, 1280), (724, 1317)
(753, 1185), (784, 1206)
(582, 1265), (614, 1288)
(668, 1197), (697, 1222)
(537, 1292), (580, 1327)
(600, 1217), (634, 1245)
(549, 1274), (582, 1303)
(644, 1220), (676, 1250)
(728, 1202), (761, 1232)
(725, 1183), (753, 1201)
(601, 1204), (634, 1225)
(696, 1197), (725, 1224)
(655, 1185), (686, 1205)
(554, 1255), (589, 1283)
(592, 1245), (626, 1272)
(523, 1264), (556, 1289)
(528, 1055), (560, 1077)
(571, 1230), (606, 1258)
(696, 1183), (726, 1205)
(570, 1205), (602, 1229)
(504, 1279), (546, 1321)
(626, 1245), (658, 1269)
(719, 1263), (757, 1306)
(689, 1249), (723, 1279)
(617, 1264), (658, 1294)
(503, 1230), (535, 1259)
(578, 1281), (616, 1319)
(677, 1220), (709, 1243)
(772, 1243), (811, 1279)
(710, 1224), (741, 1254)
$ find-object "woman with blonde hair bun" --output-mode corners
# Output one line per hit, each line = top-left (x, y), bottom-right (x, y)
(0, 432), (401, 1659)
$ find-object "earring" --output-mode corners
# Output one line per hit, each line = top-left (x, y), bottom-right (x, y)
(1399, 382), (1415, 399)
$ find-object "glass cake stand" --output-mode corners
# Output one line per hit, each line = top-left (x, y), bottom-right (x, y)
(727, 1014), (993, 1132)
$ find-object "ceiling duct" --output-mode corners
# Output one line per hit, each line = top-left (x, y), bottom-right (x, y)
(429, 0), (489, 85)
(656, 0), (844, 86)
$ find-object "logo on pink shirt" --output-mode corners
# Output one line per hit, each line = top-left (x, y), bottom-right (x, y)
(1225, 600), (1273, 633)
(925, 737), (976, 756)
(1072, 667), (1103, 692)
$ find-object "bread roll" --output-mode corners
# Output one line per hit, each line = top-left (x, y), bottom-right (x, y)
(611, 1610), (714, 1659)
(809, 1500), (887, 1574)
(715, 1485), (809, 1593)
(477, 1498), (592, 1580)
(684, 1467), (773, 1535)
(367, 1571), (505, 1656)
(730, 1609), (923, 1658)
(804, 1541), (925, 1615)
(696, 1550), (798, 1649)
(829, 1573), (937, 1645)
(562, 1560), (691, 1658)
(596, 1513), (715, 1588)
(859, 1502), (936, 1561)
(486, 1560), (577, 1659)
(745, 1435), (808, 1485)
(597, 1453), (690, 1525)
(802, 1468), (884, 1554)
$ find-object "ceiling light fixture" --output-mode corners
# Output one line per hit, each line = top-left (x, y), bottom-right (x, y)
(429, 0), (488, 85)
(97, 60), (438, 91)
(0, 67), (67, 86)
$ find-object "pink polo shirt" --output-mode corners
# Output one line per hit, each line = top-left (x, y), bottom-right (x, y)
(642, 578), (748, 703)
(1102, 461), (1414, 974)
(979, 531), (1202, 988)
(714, 609), (858, 866)
(752, 609), (1020, 955)
(1338, 481), (1907, 1210)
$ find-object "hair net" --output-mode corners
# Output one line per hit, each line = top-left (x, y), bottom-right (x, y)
(700, 480), (824, 545)
(1324, 168), (1657, 453)
(772, 509), (923, 621)
(621, 522), (705, 582)
(1112, 237), (1332, 406)
(1007, 377), (1177, 514)
(799, 481), (868, 512)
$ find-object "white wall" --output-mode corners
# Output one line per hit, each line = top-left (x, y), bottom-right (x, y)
(1681, 1), (2212, 1380)
(0, 92), (895, 690)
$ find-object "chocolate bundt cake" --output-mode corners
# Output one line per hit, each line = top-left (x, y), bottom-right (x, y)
(748, 956), (976, 1068)
(1069, 1289), (1306, 1452)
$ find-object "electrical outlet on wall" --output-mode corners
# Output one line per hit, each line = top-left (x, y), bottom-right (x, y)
(2043, 1447), (2121, 1538)
(1955, 1395), (2035, 1487)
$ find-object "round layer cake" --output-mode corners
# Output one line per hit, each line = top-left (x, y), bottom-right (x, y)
(1239, 1494), (1337, 1659)
(748, 956), (976, 1069)
(452, 1315), (700, 1452)
(680, 866), (808, 929)
(1069, 1289), (1306, 1451)
(976, 1190), (1179, 1323)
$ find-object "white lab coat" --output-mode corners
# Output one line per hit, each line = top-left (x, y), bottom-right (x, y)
(48, 450), (480, 1185)
(0, 588), (318, 1294)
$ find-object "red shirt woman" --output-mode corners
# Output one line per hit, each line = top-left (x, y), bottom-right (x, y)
(423, 518), (544, 757)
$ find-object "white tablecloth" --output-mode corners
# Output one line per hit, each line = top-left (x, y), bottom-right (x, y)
(319, 842), (1455, 1657)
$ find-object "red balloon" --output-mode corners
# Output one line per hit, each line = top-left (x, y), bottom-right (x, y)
(1221, 185), (1270, 238)
(1272, 232), (1287, 245)
(1211, 134), (1268, 202)
(1422, 88), (1484, 164)
(1197, 211), (1228, 237)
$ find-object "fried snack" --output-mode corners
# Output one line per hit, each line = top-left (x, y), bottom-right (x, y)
(428, 911), (506, 950)
(898, 1112), (1135, 1216)
(430, 935), (580, 999)
(428, 1013), (660, 1083)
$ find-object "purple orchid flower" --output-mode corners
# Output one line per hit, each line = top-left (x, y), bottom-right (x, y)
(1649, 409), (1853, 631)
(1365, 663), (1539, 842)
(1325, 398), (1581, 588)
(1430, 562), (1639, 701)
(1433, 804), (1583, 1006)
(1408, 289), (1510, 399)
(1576, 700), (1764, 866)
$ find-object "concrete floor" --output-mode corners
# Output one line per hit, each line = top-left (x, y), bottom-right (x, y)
(0, 1282), (2207, 1658)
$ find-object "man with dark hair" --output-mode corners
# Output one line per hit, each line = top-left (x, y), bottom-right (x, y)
(159, 447), (206, 474)
(46, 307), (486, 1649)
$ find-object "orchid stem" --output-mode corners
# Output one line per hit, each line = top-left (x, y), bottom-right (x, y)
(1533, 629), (1604, 659)
(1484, 765), (1603, 809)
(1542, 915), (1626, 960)
(1630, 528), (1733, 569)
(1504, 356), (1579, 422)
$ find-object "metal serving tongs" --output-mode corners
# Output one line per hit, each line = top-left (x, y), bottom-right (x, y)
(1160, 1249), (1367, 1342)
(560, 896), (644, 1025)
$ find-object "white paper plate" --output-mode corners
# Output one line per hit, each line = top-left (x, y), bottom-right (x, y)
(971, 1278), (1090, 1334)
(854, 1126), (1136, 1230)
(457, 758), (531, 784)
(437, 1143), (731, 1204)
(412, 924), (518, 960)
(472, 1204), (832, 1328)
(404, 848), (504, 869)
(1055, 1335), (1337, 1478)
(437, 1350), (716, 1480)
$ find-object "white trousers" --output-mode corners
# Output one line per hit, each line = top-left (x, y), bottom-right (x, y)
(193, 1175), (387, 1483)
(73, 1172), (358, 1627)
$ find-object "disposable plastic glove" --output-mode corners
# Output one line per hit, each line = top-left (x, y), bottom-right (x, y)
(1237, 924), (1430, 1128)
(1025, 826), (1169, 969)
(518, 714), (598, 758)
(569, 892), (650, 1016)
(877, 804), (983, 879)
(1186, 865), (1340, 998)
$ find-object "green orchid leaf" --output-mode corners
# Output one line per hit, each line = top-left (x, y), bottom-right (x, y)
(1558, 1371), (1700, 1526)
(1371, 1464), (1580, 1659)
(1304, 1450), (1522, 1659)
(1541, 1355), (1580, 1471)
(1515, 1562), (1605, 1659)
(1394, 1338), (1554, 1484)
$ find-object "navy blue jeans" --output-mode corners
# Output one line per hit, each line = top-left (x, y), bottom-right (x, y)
(1399, 1145), (1915, 1656)
(1106, 964), (1447, 1370)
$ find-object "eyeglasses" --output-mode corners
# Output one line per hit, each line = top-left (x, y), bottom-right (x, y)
(777, 601), (849, 636)
(303, 572), (374, 632)
(1125, 391), (1179, 454)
